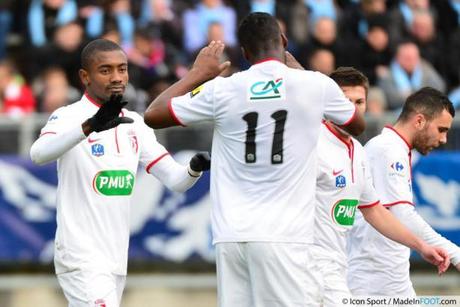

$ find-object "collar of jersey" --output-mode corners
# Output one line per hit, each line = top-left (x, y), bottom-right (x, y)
(251, 57), (284, 67)
(323, 121), (353, 148)
(383, 125), (412, 152)
(83, 92), (102, 108)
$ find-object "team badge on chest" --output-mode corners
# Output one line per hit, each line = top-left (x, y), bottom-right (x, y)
(91, 143), (104, 156)
(335, 175), (346, 188)
(127, 129), (138, 154)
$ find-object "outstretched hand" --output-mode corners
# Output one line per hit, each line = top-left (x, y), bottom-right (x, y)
(191, 41), (231, 81)
(86, 94), (133, 134)
(189, 152), (211, 172)
(420, 244), (450, 275)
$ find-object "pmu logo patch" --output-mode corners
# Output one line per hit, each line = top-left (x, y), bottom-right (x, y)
(249, 78), (284, 100)
(92, 170), (135, 196)
(331, 199), (359, 226)
(335, 175), (346, 188)
(391, 161), (404, 172)
(91, 144), (105, 156)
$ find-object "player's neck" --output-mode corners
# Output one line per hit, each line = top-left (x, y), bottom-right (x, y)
(250, 51), (284, 65)
(325, 121), (352, 144)
(391, 122), (413, 148)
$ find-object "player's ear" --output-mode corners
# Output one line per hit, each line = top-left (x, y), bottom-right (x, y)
(79, 68), (90, 87)
(241, 47), (249, 62)
(281, 33), (288, 49)
(414, 113), (427, 130)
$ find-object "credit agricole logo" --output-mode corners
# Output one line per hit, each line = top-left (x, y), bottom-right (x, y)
(92, 170), (135, 196)
(249, 78), (283, 100)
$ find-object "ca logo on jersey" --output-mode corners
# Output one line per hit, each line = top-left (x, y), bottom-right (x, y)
(331, 199), (359, 227)
(92, 170), (135, 196)
(249, 78), (284, 100)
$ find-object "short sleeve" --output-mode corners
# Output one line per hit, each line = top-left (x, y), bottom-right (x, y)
(366, 145), (413, 206)
(169, 78), (218, 126)
(322, 76), (357, 126)
(134, 113), (170, 172)
(358, 153), (380, 209)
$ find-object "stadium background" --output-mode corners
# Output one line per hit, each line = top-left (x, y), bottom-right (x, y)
(0, 0), (459, 306)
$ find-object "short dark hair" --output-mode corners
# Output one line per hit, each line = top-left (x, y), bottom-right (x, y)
(237, 12), (281, 57)
(81, 39), (123, 70)
(329, 67), (369, 96)
(398, 87), (455, 122)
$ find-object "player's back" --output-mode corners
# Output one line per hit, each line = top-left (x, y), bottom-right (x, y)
(209, 60), (342, 244)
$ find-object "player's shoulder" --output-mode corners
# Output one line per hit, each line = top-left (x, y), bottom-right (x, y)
(365, 133), (403, 159)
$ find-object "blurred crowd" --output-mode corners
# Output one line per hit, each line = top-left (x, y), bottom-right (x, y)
(1, 0), (460, 118)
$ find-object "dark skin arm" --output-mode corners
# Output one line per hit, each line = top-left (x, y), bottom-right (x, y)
(285, 51), (365, 136)
(144, 41), (231, 129)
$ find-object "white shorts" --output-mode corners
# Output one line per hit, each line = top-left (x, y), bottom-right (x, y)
(216, 242), (321, 307)
(315, 259), (351, 307)
(57, 270), (126, 307)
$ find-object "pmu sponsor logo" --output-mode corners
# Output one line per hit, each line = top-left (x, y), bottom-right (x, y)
(331, 199), (359, 226)
(92, 170), (135, 196)
(249, 78), (283, 100)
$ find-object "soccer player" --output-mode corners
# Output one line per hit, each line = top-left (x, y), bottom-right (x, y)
(143, 10), (372, 306)
(312, 67), (450, 307)
(29, 39), (210, 307)
(348, 87), (460, 297)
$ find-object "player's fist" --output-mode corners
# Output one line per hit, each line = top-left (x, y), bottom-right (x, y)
(189, 152), (211, 172)
(86, 94), (133, 133)
(420, 244), (450, 275)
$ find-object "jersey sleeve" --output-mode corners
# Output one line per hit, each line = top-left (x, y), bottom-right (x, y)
(134, 113), (170, 172)
(358, 153), (380, 209)
(321, 75), (357, 126)
(365, 144), (413, 207)
(169, 78), (218, 126)
(39, 107), (73, 135)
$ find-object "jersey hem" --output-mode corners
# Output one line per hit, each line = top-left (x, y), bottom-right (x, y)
(145, 152), (170, 173)
(383, 200), (414, 207)
(212, 237), (313, 245)
(339, 105), (357, 127)
(358, 200), (380, 209)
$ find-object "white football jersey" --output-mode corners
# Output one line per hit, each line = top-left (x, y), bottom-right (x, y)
(348, 126), (414, 294)
(170, 59), (356, 244)
(314, 122), (379, 267)
(40, 94), (168, 275)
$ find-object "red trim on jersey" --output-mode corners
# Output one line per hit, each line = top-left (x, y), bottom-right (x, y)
(39, 131), (57, 137)
(339, 105), (358, 127)
(84, 92), (102, 108)
(253, 57), (284, 65)
(383, 200), (414, 207)
(358, 200), (380, 209)
(323, 121), (355, 182)
(115, 126), (120, 153)
(146, 152), (170, 173)
(168, 99), (186, 127)
(384, 125), (412, 150)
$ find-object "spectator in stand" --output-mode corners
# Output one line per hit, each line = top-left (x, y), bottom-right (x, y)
(137, 0), (183, 50)
(34, 67), (80, 113)
(0, 1), (13, 59)
(299, 17), (353, 68)
(409, 9), (446, 80)
(27, 0), (78, 47)
(308, 48), (335, 75)
(377, 41), (445, 111)
(304, 0), (337, 23)
(0, 60), (36, 116)
(357, 14), (392, 85)
(182, 0), (237, 56)
(32, 21), (85, 89)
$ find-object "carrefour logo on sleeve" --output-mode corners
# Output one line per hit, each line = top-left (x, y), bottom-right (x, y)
(92, 170), (135, 196)
(331, 199), (359, 227)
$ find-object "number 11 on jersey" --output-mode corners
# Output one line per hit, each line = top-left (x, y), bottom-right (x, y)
(242, 110), (287, 164)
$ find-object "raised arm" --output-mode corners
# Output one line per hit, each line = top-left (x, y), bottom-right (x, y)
(144, 41), (230, 129)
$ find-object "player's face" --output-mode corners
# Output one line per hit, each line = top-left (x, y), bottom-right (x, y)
(84, 50), (128, 102)
(413, 109), (453, 155)
(341, 85), (367, 115)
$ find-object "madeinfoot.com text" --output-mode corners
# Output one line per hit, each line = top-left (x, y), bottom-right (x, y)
(341, 296), (460, 306)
